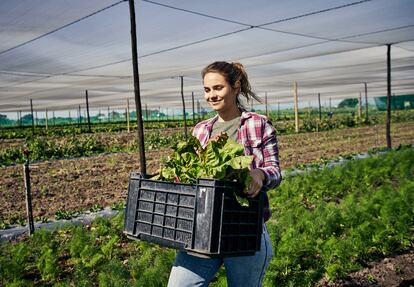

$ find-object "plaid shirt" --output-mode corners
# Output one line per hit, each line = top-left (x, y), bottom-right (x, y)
(192, 111), (282, 221)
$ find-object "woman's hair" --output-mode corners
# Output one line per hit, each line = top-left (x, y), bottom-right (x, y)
(202, 61), (262, 109)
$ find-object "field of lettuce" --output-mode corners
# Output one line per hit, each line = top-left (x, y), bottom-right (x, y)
(1, 110), (414, 286)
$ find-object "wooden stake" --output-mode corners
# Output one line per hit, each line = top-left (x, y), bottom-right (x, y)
(386, 44), (392, 148)
(85, 90), (91, 132)
(127, 98), (130, 133)
(192, 92), (195, 124)
(180, 76), (188, 140)
(30, 99), (34, 134)
(364, 82), (369, 122)
(45, 109), (48, 130)
(318, 93), (322, 120)
(293, 82), (299, 133)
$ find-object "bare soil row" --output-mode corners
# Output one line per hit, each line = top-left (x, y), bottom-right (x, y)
(1, 122), (413, 224)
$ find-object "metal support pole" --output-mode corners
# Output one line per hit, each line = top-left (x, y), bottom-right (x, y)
(180, 76), (188, 140)
(23, 149), (34, 235)
(85, 90), (91, 132)
(386, 44), (392, 148)
(265, 92), (268, 118)
(358, 92), (363, 118)
(129, 0), (146, 174)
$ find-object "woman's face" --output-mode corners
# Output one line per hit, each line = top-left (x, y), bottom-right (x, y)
(203, 72), (238, 113)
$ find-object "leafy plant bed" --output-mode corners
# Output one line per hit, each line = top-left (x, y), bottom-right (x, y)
(0, 129), (185, 166)
(264, 146), (414, 286)
(1, 147), (413, 286)
(0, 213), (176, 286)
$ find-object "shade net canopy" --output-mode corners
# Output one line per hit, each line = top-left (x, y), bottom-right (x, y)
(0, 0), (414, 113)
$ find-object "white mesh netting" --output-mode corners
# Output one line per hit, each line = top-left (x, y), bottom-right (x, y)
(0, 0), (413, 113)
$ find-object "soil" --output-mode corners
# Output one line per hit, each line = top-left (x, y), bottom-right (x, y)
(1, 122), (414, 286)
(317, 248), (414, 287)
(1, 122), (413, 222)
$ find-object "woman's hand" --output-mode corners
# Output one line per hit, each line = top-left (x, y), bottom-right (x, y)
(248, 169), (265, 198)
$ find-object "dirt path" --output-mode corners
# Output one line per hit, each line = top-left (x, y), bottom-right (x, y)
(317, 248), (414, 287)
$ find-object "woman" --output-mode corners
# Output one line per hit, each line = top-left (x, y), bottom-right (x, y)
(167, 61), (282, 287)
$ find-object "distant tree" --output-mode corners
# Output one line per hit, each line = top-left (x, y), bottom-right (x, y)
(0, 114), (14, 126)
(338, 98), (359, 108)
(110, 111), (121, 119)
(21, 114), (34, 125)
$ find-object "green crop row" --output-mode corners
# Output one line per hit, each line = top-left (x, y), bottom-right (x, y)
(0, 131), (185, 166)
(270, 109), (414, 134)
(1, 147), (413, 286)
(0, 214), (175, 287)
(263, 146), (414, 285)
(2, 109), (413, 140)
(0, 120), (198, 140)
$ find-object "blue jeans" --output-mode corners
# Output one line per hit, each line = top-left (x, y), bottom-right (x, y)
(167, 225), (273, 287)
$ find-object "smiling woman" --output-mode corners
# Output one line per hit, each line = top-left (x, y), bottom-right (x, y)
(167, 61), (282, 287)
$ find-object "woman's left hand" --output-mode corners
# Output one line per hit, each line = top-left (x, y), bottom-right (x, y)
(248, 169), (265, 198)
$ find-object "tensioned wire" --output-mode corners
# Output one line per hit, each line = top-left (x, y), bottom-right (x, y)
(142, 0), (382, 45)
(0, 0), (381, 76)
(3, 0), (411, 85)
(2, 0), (410, 112)
(0, 0), (128, 56)
(0, 0), (376, 60)
(6, 24), (413, 85)
(1, 0), (407, 111)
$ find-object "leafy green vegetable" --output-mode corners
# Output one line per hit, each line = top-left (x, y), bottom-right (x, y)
(153, 133), (253, 196)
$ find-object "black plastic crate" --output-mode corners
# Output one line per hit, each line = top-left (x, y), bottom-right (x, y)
(124, 173), (264, 257)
